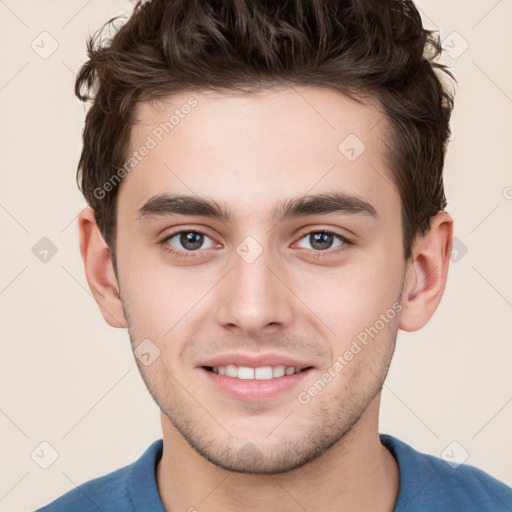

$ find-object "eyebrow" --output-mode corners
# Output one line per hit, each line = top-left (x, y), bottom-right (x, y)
(136, 192), (378, 223)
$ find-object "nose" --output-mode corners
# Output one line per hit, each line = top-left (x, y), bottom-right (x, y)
(215, 245), (294, 335)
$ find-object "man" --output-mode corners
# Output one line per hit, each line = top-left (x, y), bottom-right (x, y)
(39, 0), (512, 510)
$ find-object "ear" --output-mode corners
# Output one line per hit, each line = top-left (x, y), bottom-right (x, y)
(399, 212), (453, 332)
(78, 207), (127, 329)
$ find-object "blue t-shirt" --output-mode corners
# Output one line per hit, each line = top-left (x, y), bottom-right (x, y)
(37, 434), (512, 511)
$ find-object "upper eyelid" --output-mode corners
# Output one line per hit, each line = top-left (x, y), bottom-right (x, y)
(161, 227), (216, 242)
(298, 228), (351, 240)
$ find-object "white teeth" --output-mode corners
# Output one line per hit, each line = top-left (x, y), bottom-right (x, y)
(272, 366), (285, 378)
(237, 366), (254, 379)
(225, 364), (238, 378)
(254, 366), (273, 380)
(210, 364), (304, 380)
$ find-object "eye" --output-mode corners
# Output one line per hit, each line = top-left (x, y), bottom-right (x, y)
(296, 231), (348, 251)
(163, 230), (216, 252)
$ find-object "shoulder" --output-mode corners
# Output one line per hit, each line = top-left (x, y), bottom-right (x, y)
(380, 434), (512, 512)
(37, 440), (164, 512)
(37, 465), (131, 512)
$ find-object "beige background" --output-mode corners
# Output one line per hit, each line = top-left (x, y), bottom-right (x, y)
(1, 1), (511, 510)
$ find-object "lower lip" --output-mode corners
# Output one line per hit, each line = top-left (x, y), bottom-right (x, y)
(199, 367), (313, 401)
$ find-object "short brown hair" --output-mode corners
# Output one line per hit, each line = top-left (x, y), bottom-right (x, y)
(75, 0), (455, 268)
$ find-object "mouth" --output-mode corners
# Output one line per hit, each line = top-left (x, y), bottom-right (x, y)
(203, 364), (313, 380)
(200, 363), (315, 401)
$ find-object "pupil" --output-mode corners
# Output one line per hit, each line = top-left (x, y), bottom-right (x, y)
(180, 232), (203, 250)
(310, 232), (333, 250)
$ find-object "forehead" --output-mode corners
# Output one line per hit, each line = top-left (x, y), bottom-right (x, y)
(118, 86), (397, 222)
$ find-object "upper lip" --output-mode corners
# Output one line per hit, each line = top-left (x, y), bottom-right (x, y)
(197, 353), (313, 370)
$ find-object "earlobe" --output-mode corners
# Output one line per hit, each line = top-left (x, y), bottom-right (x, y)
(399, 212), (453, 332)
(78, 207), (127, 329)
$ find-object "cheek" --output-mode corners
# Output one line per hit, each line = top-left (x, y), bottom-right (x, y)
(118, 252), (195, 335)
(119, 251), (227, 353)
(129, 280), (197, 334)
(289, 247), (404, 342)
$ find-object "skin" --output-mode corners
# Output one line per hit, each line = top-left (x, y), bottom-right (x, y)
(78, 86), (453, 512)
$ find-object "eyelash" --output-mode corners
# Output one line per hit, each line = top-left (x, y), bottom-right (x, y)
(159, 228), (353, 259)
(160, 229), (217, 260)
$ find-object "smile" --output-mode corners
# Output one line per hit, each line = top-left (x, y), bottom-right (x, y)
(205, 364), (309, 380)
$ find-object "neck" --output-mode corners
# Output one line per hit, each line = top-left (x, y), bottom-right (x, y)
(155, 396), (399, 512)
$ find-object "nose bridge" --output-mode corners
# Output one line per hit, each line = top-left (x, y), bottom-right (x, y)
(215, 238), (293, 333)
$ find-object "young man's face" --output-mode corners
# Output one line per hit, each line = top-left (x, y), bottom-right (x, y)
(113, 87), (409, 472)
